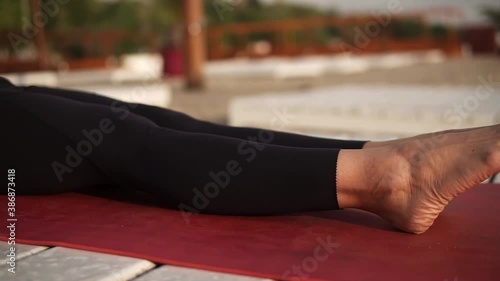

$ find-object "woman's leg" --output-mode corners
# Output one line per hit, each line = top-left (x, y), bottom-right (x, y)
(0, 94), (112, 195)
(19, 82), (491, 151)
(4, 79), (500, 234)
(3, 86), (500, 234)
(24, 82), (489, 150)
(19, 84), (367, 149)
(1, 88), (343, 214)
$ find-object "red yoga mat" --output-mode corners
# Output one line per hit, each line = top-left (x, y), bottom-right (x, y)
(1, 184), (499, 281)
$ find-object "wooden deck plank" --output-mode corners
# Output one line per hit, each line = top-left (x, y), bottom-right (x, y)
(0, 247), (155, 281)
(0, 242), (48, 264)
(133, 265), (274, 281)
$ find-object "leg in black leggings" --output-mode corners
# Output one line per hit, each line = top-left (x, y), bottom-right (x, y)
(1, 83), (343, 215)
(20, 84), (367, 149)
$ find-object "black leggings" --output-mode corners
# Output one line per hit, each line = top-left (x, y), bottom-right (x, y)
(0, 77), (366, 215)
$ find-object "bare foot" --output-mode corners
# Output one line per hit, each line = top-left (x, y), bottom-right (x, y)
(338, 124), (500, 234)
(362, 125), (491, 149)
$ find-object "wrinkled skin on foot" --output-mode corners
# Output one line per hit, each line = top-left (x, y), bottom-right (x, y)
(367, 125), (500, 234)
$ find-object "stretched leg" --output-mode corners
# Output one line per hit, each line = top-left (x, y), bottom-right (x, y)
(1, 78), (486, 150)
(4, 79), (499, 234)
(0, 95), (112, 194)
(1, 88), (343, 214)
(22, 82), (487, 151)
(18, 83), (367, 149)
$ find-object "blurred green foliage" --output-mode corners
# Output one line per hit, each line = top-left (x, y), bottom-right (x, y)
(0, 1), (25, 29)
(0, 0), (182, 57)
(0, 0), (328, 31)
(430, 24), (449, 40)
(389, 19), (425, 39)
(482, 7), (500, 29)
(205, 0), (332, 25)
(0, 0), (181, 32)
(1, 0), (466, 57)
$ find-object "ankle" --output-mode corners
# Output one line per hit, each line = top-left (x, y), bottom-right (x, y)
(336, 150), (367, 209)
(336, 147), (410, 213)
(336, 148), (388, 209)
(364, 146), (411, 215)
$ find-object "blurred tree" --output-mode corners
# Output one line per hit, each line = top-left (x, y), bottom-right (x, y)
(430, 24), (449, 40)
(205, 0), (331, 26)
(149, 0), (182, 32)
(45, 0), (141, 31)
(94, 1), (142, 30)
(0, 0), (334, 57)
(0, 1), (24, 29)
(389, 19), (425, 39)
(482, 7), (500, 29)
(0, 0), (331, 31)
(62, 0), (93, 29)
(51, 0), (178, 56)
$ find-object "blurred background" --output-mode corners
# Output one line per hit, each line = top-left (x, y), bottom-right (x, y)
(1, 0), (499, 141)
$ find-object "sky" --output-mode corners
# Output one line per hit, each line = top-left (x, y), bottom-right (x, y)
(262, 0), (500, 25)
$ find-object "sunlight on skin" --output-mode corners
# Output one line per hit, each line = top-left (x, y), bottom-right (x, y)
(339, 124), (500, 234)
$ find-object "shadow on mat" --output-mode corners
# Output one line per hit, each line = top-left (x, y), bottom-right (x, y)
(301, 210), (399, 233)
(77, 185), (399, 233)
(76, 185), (166, 208)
